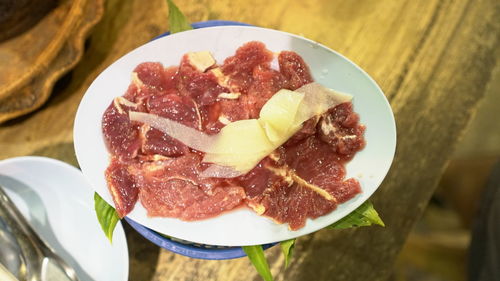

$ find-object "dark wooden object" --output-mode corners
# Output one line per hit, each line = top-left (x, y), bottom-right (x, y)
(0, 0), (103, 123)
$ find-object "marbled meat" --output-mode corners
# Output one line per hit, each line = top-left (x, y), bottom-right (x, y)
(101, 41), (365, 230)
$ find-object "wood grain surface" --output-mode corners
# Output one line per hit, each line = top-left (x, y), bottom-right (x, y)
(0, 0), (498, 280)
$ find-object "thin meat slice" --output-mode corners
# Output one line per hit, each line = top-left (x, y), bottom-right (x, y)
(163, 66), (180, 91)
(202, 98), (251, 134)
(218, 98), (250, 122)
(136, 153), (246, 220)
(279, 51), (313, 90)
(318, 178), (362, 204)
(237, 131), (363, 230)
(105, 158), (139, 218)
(283, 116), (319, 147)
(141, 94), (201, 157)
(285, 137), (345, 182)
(245, 64), (287, 118)
(123, 84), (140, 102)
(139, 178), (206, 218)
(177, 55), (229, 106)
(238, 159), (288, 203)
(261, 182), (337, 230)
(140, 128), (188, 157)
(139, 178), (245, 220)
(285, 136), (361, 203)
(318, 103), (366, 159)
(237, 156), (338, 230)
(198, 103), (222, 134)
(134, 62), (168, 90)
(199, 92), (252, 134)
(221, 41), (274, 94)
(102, 100), (141, 160)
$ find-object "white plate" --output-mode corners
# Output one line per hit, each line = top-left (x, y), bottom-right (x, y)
(0, 156), (129, 281)
(74, 26), (396, 246)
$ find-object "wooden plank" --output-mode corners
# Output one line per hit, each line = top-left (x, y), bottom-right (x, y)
(278, 0), (498, 280)
(0, 0), (498, 280)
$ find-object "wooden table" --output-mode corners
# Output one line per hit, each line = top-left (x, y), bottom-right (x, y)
(0, 0), (498, 280)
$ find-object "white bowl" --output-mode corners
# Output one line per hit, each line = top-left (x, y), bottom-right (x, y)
(74, 25), (396, 246)
(0, 156), (129, 281)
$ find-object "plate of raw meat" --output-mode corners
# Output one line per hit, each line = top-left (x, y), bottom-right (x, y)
(74, 25), (396, 246)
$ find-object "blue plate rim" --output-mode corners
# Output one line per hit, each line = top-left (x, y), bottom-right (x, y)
(125, 217), (276, 260)
(153, 20), (252, 40)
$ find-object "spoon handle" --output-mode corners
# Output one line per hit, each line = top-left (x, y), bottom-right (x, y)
(0, 186), (49, 251)
(0, 263), (18, 281)
(0, 185), (80, 281)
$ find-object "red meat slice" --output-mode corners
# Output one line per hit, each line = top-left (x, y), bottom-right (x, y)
(285, 136), (361, 203)
(146, 94), (201, 126)
(245, 64), (287, 118)
(279, 51), (313, 90)
(201, 98), (252, 134)
(198, 103), (222, 134)
(284, 116), (319, 147)
(218, 98), (251, 122)
(141, 94), (201, 156)
(123, 84), (140, 102)
(238, 159), (286, 201)
(177, 55), (229, 106)
(318, 103), (366, 159)
(102, 101), (141, 160)
(261, 183), (337, 230)
(140, 128), (188, 157)
(237, 131), (362, 230)
(135, 153), (246, 220)
(134, 62), (167, 90)
(221, 41), (274, 94)
(237, 155), (338, 230)
(139, 178), (245, 220)
(285, 137), (345, 182)
(163, 66), (180, 91)
(105, 158), (139, 218)
(132, 63), (177, 98)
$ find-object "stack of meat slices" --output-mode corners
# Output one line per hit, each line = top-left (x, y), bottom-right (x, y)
(102, 41), (365, 231)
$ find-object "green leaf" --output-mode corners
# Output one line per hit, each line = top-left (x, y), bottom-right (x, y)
(242, 245), (274, 281)
(280, 239), (296, 268)
(328, 201), (385, 229)
(166, 0), (193, 34)
(94, 192), (120, 243)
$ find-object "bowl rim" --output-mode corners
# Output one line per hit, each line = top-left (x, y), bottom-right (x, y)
(125, 217), (277, 260)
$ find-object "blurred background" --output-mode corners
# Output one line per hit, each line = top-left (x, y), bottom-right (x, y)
(393, 49), (500, 281)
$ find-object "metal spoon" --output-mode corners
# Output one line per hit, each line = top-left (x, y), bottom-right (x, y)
(0, 213), (26, 279)
(0, 185), (79, 281)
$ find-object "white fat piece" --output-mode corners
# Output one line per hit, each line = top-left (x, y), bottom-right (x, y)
(131, 72), (144, 88)
(187, 51), (216, 72)
(320, 118), (358, 140)
(210, 68), (230, 87)
(320, 120), (337, 135)
(218, 115), (232, 125)
(192, 101), (203, 130)
(341, 135), (358, 140)
(270, 52), (280, 70)
(217, 92), (241, 100)
(113, 97), (139, 114)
